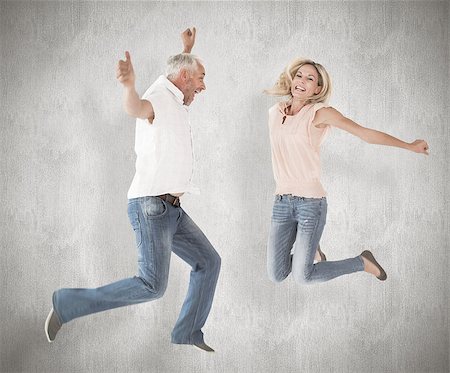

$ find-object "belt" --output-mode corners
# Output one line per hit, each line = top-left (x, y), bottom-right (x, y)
(157, 194), (181, 207)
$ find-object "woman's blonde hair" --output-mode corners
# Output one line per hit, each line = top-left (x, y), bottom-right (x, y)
(265, 58), (332, 104)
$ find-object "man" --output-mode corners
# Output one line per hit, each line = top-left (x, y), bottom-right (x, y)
(45, 28), (221, 352)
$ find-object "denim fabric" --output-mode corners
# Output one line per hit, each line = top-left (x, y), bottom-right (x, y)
(53, 196), (221, 345)
(267, 194), (364, 284)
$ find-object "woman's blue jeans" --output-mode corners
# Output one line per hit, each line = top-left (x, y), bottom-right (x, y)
(53, 196), (221, 345)
(267, 195), (364, 284)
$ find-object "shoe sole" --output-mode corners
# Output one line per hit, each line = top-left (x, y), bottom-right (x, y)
(44, 308), (54, 343)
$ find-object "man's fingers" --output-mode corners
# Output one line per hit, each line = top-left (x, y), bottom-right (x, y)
(182, 27), (196, 37)
(117, 52), (131, 67)
(116, 64), (130, 79)
(116, 66), (125, 77)
(116, 52), (134, 84)
(187, 27), (196, 38)
(116, 69), (125, 80)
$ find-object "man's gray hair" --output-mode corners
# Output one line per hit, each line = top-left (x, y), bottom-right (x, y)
(166, 53), (202, 79)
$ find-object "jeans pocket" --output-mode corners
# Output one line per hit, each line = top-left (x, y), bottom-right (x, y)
(272, 198), (289, 222)
(128, 211), (142, 248)
(144, 197), (168, 219)
(297, 198), (326, 232)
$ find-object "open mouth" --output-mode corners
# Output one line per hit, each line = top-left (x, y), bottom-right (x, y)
(294, 85), (306, 92)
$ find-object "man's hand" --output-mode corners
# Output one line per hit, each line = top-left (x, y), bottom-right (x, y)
(181, 27), (196, 53)
(116, 51), (135, 88)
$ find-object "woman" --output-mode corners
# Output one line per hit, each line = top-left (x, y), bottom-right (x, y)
(265, 59), (428, 284)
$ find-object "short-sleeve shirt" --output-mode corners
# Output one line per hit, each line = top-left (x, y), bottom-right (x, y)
(268, 102), (330, 198)
(127, 75), (198, 198)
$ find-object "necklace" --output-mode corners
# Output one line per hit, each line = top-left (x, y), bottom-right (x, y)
(281, 103), (306, 124)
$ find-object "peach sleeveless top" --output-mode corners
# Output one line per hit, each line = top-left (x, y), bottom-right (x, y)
(268, 102), (330, 198)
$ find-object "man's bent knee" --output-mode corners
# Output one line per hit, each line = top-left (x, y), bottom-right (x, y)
(197, 250), (221, 273)
(137, 276), (167, 299)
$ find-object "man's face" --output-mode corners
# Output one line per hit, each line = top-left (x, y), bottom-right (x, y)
(182, 63), (206, 106)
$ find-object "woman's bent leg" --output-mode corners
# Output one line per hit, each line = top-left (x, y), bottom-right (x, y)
(291, 197), (364, 284)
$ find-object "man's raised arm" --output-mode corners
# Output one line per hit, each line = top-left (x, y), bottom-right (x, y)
(116, 51), (155, 123)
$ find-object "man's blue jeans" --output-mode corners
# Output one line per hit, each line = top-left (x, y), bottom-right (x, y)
(267, 195), (364, 283)
(53, 196), (221, 345)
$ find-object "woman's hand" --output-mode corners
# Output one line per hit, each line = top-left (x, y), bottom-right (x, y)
(408, 139), (429, 155)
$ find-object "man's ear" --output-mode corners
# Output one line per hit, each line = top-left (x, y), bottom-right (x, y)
(180, 68), (189, 82)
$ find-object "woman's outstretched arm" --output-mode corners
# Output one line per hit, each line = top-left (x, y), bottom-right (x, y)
(314, 107), (429, 155)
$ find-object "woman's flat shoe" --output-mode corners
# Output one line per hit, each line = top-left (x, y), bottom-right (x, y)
(361, 250), (387, 281)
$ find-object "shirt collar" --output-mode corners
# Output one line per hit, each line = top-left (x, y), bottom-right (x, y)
(157, 75), (186, 107)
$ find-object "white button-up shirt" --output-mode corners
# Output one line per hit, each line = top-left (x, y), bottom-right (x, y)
(127, 75), (198, 198)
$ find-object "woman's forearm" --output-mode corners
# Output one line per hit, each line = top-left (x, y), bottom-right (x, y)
(361, 128), (411, 150)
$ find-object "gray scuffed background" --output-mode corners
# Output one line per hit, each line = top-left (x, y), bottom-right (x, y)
(1, 1), (448, 372)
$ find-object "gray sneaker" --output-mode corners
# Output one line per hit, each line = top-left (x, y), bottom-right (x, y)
(45, 308), (62, 342)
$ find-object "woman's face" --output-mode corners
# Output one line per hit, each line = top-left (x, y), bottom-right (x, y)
(291, 64), (322, 100)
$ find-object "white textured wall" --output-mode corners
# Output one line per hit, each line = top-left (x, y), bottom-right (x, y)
(1, 1), (448, 372)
